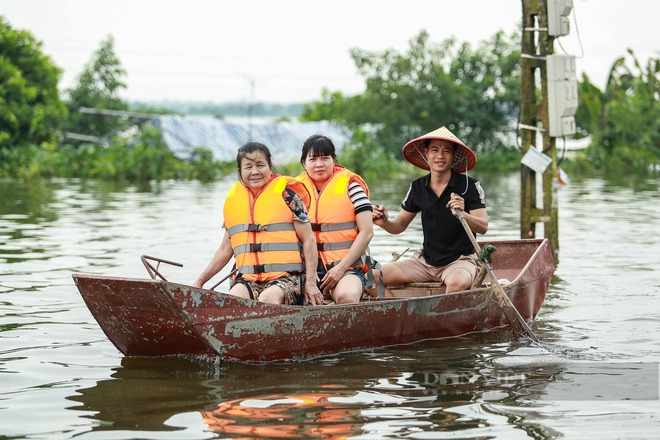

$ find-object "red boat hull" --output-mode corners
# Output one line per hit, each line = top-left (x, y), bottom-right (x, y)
(73, 239), (554, 362)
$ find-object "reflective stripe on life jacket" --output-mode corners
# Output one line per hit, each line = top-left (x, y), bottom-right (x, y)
(296, 166), (369, 272)
(223, 175), (308, 282)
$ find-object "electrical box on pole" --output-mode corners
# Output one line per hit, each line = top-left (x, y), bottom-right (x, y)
(547, 0), (573, 36)
(547, 54), (578, 137)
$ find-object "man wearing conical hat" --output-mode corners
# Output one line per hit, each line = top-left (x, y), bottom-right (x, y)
(368, 126), (489, 295)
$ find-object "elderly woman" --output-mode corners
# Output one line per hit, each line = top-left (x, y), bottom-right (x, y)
(193, 141), (323, 306)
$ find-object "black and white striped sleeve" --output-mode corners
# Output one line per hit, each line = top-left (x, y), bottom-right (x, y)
(348, 181), (373, 215)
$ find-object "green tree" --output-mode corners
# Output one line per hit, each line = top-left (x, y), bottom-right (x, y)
(0, 16), (66, 149)
(575, 49), (659, 169)
(62, 35), (128, 139)
(574, 73), (604, 141)
(302, 29), (521, 157)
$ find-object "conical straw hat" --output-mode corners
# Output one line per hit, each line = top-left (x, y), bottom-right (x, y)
(402, 126), (476, 172)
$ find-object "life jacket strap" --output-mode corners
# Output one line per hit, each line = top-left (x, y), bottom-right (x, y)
(317, 240), (353, 251)
(324, 254), (366, 271)
(237, 262), (304, 275)
(233, 242), (302, 256)
(228, 222), (295, 237)
(311, 221), (357, 232)
(363, 252), (385, 298)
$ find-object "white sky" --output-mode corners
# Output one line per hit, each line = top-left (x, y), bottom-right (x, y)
(1, 0), (658, 104)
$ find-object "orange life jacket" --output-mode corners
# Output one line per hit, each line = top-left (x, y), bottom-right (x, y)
(296, 166), (369, 272)
(223, 175), (310, 282)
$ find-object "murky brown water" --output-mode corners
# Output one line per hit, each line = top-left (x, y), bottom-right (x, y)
(1, 171), (658, 439)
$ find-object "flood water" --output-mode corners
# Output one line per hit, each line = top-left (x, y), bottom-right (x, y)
(1, 171), (659, 439)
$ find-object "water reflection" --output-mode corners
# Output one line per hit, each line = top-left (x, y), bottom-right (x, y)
(64, 326), (659, 438)
(66, 339), (532, 437)
(0, 179), (59, 223)
(59, 335), (591, 438)
(67, 357), (222, 432)
(202, 390), (363, 438)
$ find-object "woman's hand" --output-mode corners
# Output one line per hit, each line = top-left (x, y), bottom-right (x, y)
(304, 283), (324, 306)
(320, 265), (347, 294)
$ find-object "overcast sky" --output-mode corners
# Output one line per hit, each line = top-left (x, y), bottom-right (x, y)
(1, 0), (658, 104)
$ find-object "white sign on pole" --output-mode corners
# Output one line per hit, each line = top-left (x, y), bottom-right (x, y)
(521, 147), (553, 174)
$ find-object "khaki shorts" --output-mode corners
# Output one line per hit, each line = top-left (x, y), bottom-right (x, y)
(393, 251), (479, 284)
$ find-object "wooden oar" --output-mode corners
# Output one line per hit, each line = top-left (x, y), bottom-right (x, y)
(456, 209), (540, 342)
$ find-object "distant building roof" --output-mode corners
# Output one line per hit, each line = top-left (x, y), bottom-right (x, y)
(155, 115), (352, 163)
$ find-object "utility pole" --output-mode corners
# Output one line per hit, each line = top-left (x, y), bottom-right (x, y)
(519, 0), (577, 263)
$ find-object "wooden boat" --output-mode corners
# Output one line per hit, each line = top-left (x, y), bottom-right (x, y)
(72, 238), (554, 363)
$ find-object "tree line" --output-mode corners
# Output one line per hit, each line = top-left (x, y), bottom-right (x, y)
(1, 16), (657, 182)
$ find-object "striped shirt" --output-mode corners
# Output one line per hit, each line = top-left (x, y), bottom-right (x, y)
(348, 181), (373, 215)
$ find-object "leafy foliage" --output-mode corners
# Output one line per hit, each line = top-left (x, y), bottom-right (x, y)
(575, 49), (659, 170)
(62, 35), (129, 139)
(0, 127), (221, 182)
(301, 30), (521, 158)
(0, 16), (67, 149)
(337, 128), (405, 181)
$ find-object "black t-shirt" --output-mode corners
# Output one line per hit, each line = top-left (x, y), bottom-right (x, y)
(401, 171), (486, 266)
